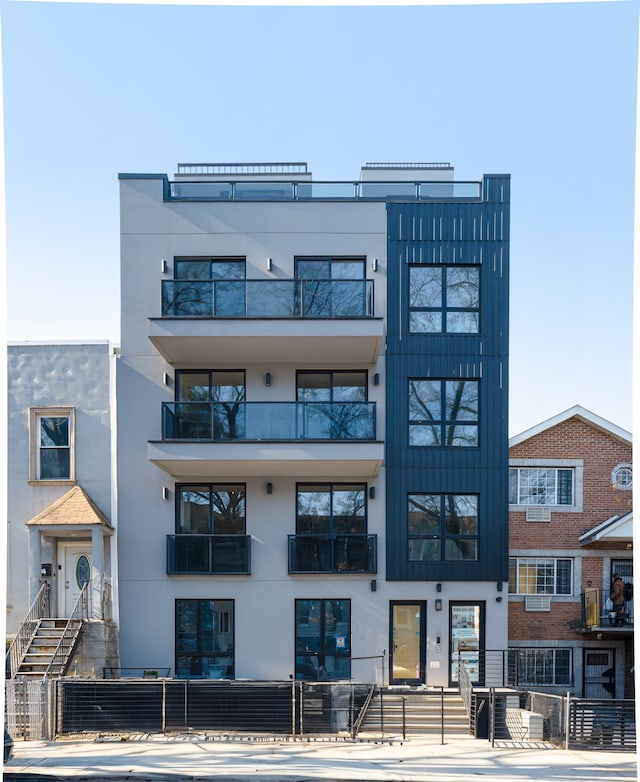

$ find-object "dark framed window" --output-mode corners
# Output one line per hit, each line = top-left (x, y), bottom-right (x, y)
(177, 484), (246, 534)
(408, 494), (478, 561)
(408, 379), (479, 446)
(175, 599), (234, 679)
(295, 599), (351, 680)
(508, 558), (573, 595)
(509, 468), (574, 506)
(38, 414), (71, 479)
(516, 648), (572, 686)
(296, 371), (370, 440)
(175, 370), (245, 440)
(162, 257), (245, 317)
(295, 257), (367, 317)
(297, 370), (367, 402)
(409, 265), (479, 333)
(297, 484), (366, 534)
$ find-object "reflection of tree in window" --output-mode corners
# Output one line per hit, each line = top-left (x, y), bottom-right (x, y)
(409, 265), (479, 333)
(176, 370), (246, 440)
(409, 379), (478, 446)
(296, 258), (366, 317)
(297, 371), (371, 439)
(408, 493), (478, 562)
(39, 416), (70, 478)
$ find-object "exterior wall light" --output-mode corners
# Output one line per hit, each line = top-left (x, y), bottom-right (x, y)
(373, 373), (380, 386)
(266, 257), (273, 271)
(371, 258), (378, 272)
(265, 372), (272, 387)
(162, 487), (170, 500)
(369, 486), (376, 500)
(436, 583), (442, 592)
(435, 599), (442, 611)
(370, 579), (377, 592)
(266, 482), (273, 495)
(161, 259), (168, 274)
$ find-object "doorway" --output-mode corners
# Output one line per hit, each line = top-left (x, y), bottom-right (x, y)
(389, 601), (425, 685)
(58, 543), (92, 616)
(449, 602), (485, 686)
(583, 649), (615, 698)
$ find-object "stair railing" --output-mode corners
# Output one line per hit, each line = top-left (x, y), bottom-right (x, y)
(5, 582), (50, 679)
(351, 683), (377, 739)
(43, 583), (89, 680)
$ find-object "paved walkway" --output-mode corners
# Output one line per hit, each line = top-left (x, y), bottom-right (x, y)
(3, 733), (637, 781)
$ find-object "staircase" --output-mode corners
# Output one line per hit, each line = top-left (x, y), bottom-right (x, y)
(358, 688), (470, 738)
(15, 618), (82, 679)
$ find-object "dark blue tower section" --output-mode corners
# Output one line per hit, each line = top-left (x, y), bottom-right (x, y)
(385, 175), (510, 581)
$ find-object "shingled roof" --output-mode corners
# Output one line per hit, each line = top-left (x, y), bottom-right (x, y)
(26, 485), (112, 528)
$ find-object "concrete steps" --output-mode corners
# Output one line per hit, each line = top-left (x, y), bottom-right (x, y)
(15, 619), (81, 679)
(359, 689), (470, 737)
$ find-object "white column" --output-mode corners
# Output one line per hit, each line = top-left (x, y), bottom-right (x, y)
(28, 526), (42, 606)
(91, 527), (105, 620)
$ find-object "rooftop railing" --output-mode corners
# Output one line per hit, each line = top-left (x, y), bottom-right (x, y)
(161, 278), (374, 318)
(168, 180), (481, 201)
(161, 401), (376, 442)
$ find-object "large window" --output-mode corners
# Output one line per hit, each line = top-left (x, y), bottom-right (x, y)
(408, 379), (479, 446)
(163, 257), (246, 317)
(516, 648), (572, 686)
(509, 468), (574, 506)
(175, 370), (245, 439)
(296, 371), (371, 440)
(30, 407), (74, 481)
(508, 558), (573, 595)
(175, 599), (234, 679)
(295, 257), (368, 317)
(409, 265), (479, 333)
(295, 599), (351, 680)
(408, 494), (478, 562)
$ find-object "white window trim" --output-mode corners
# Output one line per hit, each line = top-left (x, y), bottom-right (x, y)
(611, 463), (632, 490)
(509, 458), (583, 512)
(29, 406), (76, 483)
(509, 555), (574, 596)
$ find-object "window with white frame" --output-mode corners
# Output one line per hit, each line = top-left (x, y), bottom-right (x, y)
(508, 558), (573, 595)
(509, 468), (574, 506)
(515, 648), (572, 686)
(612, 463), (632, 490)
(30, 408), (74, 481)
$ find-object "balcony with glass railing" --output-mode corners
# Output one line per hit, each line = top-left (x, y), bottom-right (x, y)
(162, 401), (376, 442)
(288, 534), (377, 574)
(167, 534), (250, 575)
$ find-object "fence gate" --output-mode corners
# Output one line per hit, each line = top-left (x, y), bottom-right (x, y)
(5, 678), (49, 740)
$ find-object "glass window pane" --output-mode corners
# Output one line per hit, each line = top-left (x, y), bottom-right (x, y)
(176, 601), (198, 652)
(40, 448), (70, 479)
(40, 417), (69, 446)
(446, 267), (479, 307)
(331, 261), (364, 280)
(445, 425), (478, 446)
(177, 373), (211, 401)
(297, 486), (331, 533)
(557, 470), (574, 505)
(296, 259), (330, 280)
(324, 600), (350, 651)
(410, 311), (442, 333)
(324, 655), (351, 681)
(445, 495), (477, 534)
(445, 381), (478, 422)
(175, 260), (211, 279)
(214, 281), (245, 316)
(509, 470), (518, 505)
(408, 539), (440, 561)
(409, 267), (442, 308)
(200, 600), (215, 652)
(179, 487), (211, 534)
(556, 560), (573, 594)
(296, 600), (321, 652)
(212, 486), (245, 534)
(211, 371), (245, 401)
(409, 380), (440, 422)
(409, 424), (440, 446)
(332, 373), (367, 402)
(332, 486), (366, 533)
(211, 260), (245, 280)
(297, 373), (331, 401)
(408, 494), (441, 534)
(446, 311), (479, 333)
(445, 539), (478, 560)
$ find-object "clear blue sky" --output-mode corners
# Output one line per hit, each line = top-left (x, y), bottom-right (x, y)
(2, 1), (636, 436)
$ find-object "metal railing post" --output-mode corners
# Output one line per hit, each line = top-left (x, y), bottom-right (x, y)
(401, 696), (406, 740)
(441, 686), (445, 745)
(380, 687), (384, 739)
(490, 687), (495, 747)
(564, 691), (570, 750)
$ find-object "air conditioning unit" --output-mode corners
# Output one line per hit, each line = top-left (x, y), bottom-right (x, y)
(524, 595), (551, 612)
(526, 507), (551, 522)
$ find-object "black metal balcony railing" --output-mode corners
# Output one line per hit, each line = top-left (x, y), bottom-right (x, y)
(167, 535), (250, 575)
(161, 278), (374, 318)
(288, 534), (377, 574)
(162, 402), (376, 441)
(582, 589), (634, 629)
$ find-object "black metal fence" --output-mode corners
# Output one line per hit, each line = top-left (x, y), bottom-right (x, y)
(55, 679), (370, 738)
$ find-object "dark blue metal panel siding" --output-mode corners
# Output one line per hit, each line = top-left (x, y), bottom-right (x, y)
(385, 175), (510, 582)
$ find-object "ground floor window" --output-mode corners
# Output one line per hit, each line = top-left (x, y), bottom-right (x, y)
(295, 599), (351, 680)
(175, 599), (234, 678)
(515, 648), (572, 686)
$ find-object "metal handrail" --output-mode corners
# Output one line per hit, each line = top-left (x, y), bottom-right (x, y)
(458, 658), (473, 716)
(350, 683), (376, 739)
(44, 583), (89, 680)
(6, 582), (50, 679)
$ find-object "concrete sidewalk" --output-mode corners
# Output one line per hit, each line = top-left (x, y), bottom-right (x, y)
(3, 733), (637, 781)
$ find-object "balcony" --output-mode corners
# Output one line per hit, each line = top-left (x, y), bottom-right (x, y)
(288, 534), (377, 574)
(162, 401), (376, 441)
(581, 588), (634, 634)
(149, 279), (383, 364)
(150, 401), (383, 478)
(167, 534), (250, 575)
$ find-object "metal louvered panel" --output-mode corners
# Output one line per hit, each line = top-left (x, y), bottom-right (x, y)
(526, 507), (552, 522)
(525, 595), (551, 612)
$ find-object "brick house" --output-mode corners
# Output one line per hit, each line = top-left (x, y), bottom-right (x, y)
(508, 405), (633, 698)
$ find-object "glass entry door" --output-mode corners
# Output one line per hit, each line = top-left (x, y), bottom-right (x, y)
(390, 602), (425, 685)
(449, 602), (485, 685)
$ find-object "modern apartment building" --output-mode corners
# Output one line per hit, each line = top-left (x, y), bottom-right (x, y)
(117, 162), (510, 686)
(508, 406), (633, 698)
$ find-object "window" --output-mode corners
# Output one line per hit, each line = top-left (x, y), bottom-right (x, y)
(408, 494), (478, 562)
(295, 257), (368, 317)
(30, 407), (74, 481)
(409, 379), (479, 446)
(295, 599), (351, 680)
(612, 463), (632, 490)
(516, 648), (572, 686)
(409, 265), (479, 333)
(162, 257), (246, 317)
(296, 371), (372, 440)
(176, 599), (234, 679)
(509, 468), (574, 506)
(175, 370), (245, 439)
(508, 558), (573, 595)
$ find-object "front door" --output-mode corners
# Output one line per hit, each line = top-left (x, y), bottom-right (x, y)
(59, 543), (92, 616)
(390, 601), (426, 685)
(583, 649), (615, 698)
(449, 602), (485, 685)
